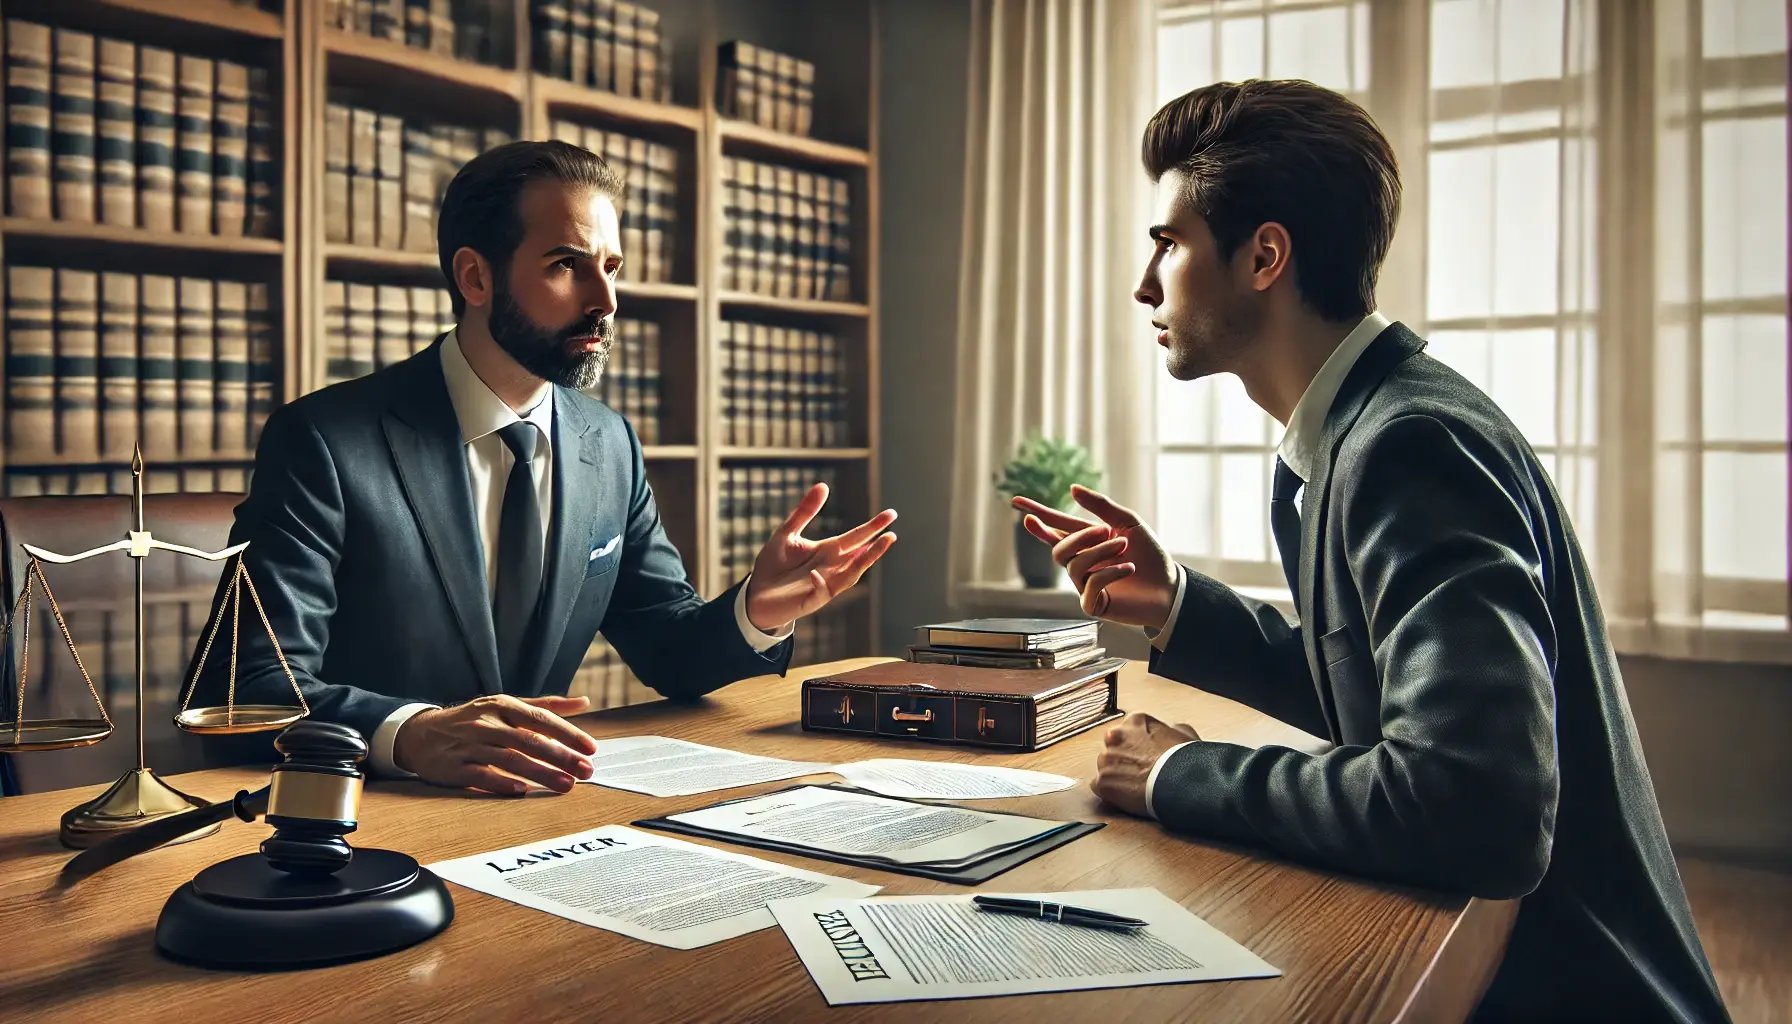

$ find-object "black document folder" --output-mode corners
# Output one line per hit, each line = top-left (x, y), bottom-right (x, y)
(633, 783), (1104, 885)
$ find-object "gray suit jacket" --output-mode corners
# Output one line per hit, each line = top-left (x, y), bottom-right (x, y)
(192, 337), (789, 746)
(1149, 324), (1728, 1022)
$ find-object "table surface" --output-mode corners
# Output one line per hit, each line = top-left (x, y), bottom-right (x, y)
(0, 658), (1514, 1023)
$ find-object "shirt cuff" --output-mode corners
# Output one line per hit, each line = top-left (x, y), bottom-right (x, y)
(1144, 740), (1198, 821)
(1142, 565), (1189, 652)
(369, 702), (440, 778)
(735, 574), (794, 652)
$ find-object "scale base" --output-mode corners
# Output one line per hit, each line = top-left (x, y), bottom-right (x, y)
(155, 848), (454, 969)
(60, 768), (219, 849)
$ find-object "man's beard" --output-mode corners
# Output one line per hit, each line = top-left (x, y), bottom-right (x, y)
(1165, 294), (1259, 381)
(488, 284), (613, 391)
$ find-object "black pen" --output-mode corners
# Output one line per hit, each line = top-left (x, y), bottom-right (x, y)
(971, 895), (1149, 931)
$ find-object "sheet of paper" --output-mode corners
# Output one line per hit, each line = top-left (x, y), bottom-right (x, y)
(666, 784), (1071, 867)
(578, 735), (832, 797)
(427, 825), (880, 950)
(768, 888), (1280, 1005)
(832, 759), (1077, 800)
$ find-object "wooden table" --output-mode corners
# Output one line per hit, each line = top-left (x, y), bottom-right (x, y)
(0, 658), (1514, 1022)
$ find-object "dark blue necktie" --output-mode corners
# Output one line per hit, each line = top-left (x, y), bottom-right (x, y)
(1271, 457), (1304, 600)
(493, 421), (543, 689)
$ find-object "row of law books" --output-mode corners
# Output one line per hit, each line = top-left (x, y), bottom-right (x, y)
(4, 22), (277, 236)
(325, 103), (511, 252)
(7, 600), (219, 716)
(718, 321), (851, 449)
(549, 121), (679, 283)
(3, 465), (252, 498)
(568, 636), (655, 710)
(588, 319), (663, 445)
(716, 463), (846, 584)
(320, 281), (455, 387)
(717, 41), (815, 137)
(909, 618), (1107, 671)
(720, 157), (852, 301)
(534, 0), (671, 102)
(326, 0), (512, 67)
(5, 266), (278, 468)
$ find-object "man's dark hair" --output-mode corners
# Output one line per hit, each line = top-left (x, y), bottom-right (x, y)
(436, 139), (625, 316)
(1142, 79), (1399, 322)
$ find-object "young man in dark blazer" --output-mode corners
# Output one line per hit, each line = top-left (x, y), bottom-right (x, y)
(199, 141), (895, 794)
(1014, 82), (1728, 1022)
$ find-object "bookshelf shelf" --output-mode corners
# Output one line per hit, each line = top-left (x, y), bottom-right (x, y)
(719, 447), (873, 460)
(716, 292), (871, 319)
(322, 29), (524, 102)
(533, 76), (703, 132)
(619, 281), (699, 303)
(4, 454), (255, 469)
(6, 0), (284, 41)
(643, 445), (700, 460)
(323, 244), (438, 272)
(718, 119), (872, 170)
(1, 219), (284, 256)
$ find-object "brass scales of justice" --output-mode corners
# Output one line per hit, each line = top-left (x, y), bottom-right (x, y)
(0, 447), (309, 848)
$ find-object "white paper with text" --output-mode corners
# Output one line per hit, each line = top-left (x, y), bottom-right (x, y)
(832, 759), (1076, 800)
(577, 735), (833, 797)
(428, 825), (880, 949)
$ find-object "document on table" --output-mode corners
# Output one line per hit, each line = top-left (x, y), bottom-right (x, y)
(832, 759), (1076, 800)
(427, 825), (880, 950)
(768, 888), (1280, 1005)
(664, 784), (1073, 868)
(578, 736), (833, 797)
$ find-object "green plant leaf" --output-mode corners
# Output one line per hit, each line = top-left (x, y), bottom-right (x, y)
(994, 434), (1102, 510)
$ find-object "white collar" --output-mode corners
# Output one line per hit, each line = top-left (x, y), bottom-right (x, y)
(1275, 311), (1391, 482)
(438, 327), (555, 448)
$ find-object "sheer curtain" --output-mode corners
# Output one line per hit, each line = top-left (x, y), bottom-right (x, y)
(947, 0), (1159, 593)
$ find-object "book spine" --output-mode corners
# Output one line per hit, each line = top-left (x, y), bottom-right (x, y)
(635, 7), (659, 100)
(213, 61), (250, 237)
(372, 0), (404, 42)
(376, 113), (403, 249)
(407, 285), (435, 355)
(642, 320), (660, 444)
(829, 178), (852, 301)
(6, 266), (56, 463)
(568, 0), (591, 86)
(795, 171), (817, 300)
(754, 161), (778, 294)
(55, 269), (101, 462)
(135, 47), (177, 231)
(323, 280), (349, 384)
(592, 0), (615, 91)
(621, 135), (647, 276)
(246, 282), (275, 449)
(376, 284), (409, 369)
(405, 0), (431, 49)
(99, 272), (140, 460)
(5, 20), (53, 219)
(176, 277), (215, 457)
(774, 165), (797, 299)
(720, 156), (739, 292)
(612, 1), (637, 99)
(429, 0), (456, 57)
(95, 38), (136, 227)
(324, 103), (351, 243)
(214, 280), (249, 457)
(51, 29), (96, 223)
(246, 67), (276, 237)
(347, 283), (376, 379)
(794, 59), (815, 138)
(774, 53), (796, 135)
(175, 55), (214, 234)
(537, 0), (569, 79)
(138, 275), (179, 456)
(652, 141), (676, 282)
(349, 106), (377, 246)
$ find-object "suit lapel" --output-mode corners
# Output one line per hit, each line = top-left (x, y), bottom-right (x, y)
(522, 393), (607, 692)
(1300, 322), (1427, 740)
(381, 335), (503, 696)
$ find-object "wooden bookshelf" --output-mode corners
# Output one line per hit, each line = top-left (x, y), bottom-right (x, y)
(3, 0), (883, 679)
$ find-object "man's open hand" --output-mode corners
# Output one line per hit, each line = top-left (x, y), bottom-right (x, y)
(393, 694), (598, 795)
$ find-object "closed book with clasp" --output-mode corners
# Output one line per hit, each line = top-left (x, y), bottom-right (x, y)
(801, 658), (1126, 752)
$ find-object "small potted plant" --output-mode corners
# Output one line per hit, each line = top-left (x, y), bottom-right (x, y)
(995, 435), (1101, 588)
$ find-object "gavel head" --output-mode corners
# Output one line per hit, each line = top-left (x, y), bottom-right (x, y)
(261, 721), (368, 876)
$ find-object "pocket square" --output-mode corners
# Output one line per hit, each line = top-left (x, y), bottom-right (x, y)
(589, 534), (621, 561)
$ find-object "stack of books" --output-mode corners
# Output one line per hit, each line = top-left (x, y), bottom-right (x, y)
(320, 281), (457, 387)
(327, 0), (511, 68)
(548, 121), (679, 283)
(587, 317), (662, 443)
(908, 618), (1107, 670)
(324, 101), (512, 253)
(720, 157), (852, 301)
(716, 463), (846, 584)
(717, 41), (814, 137)
(534, 0), (673, 102)
(4, 21), (278, 236)
(718, 320), (850, 448)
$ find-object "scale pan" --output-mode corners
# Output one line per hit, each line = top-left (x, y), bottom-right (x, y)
(174, 705), (307, 735)
(0, 718), (114, 753)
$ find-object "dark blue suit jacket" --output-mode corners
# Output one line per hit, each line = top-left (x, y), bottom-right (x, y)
(193, 336), (789, 745)
(1149, 324), (1728, 1022)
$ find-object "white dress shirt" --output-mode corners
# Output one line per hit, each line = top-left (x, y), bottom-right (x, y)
(1141, 312), (1391, 818)
(369, 329), (792, 776)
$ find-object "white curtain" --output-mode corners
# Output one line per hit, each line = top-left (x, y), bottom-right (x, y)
(947, 0), (1159, 593)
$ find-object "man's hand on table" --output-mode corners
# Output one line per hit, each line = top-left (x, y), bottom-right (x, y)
(1092, 712), (1200, 817)
(393, 694), (599, 795)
